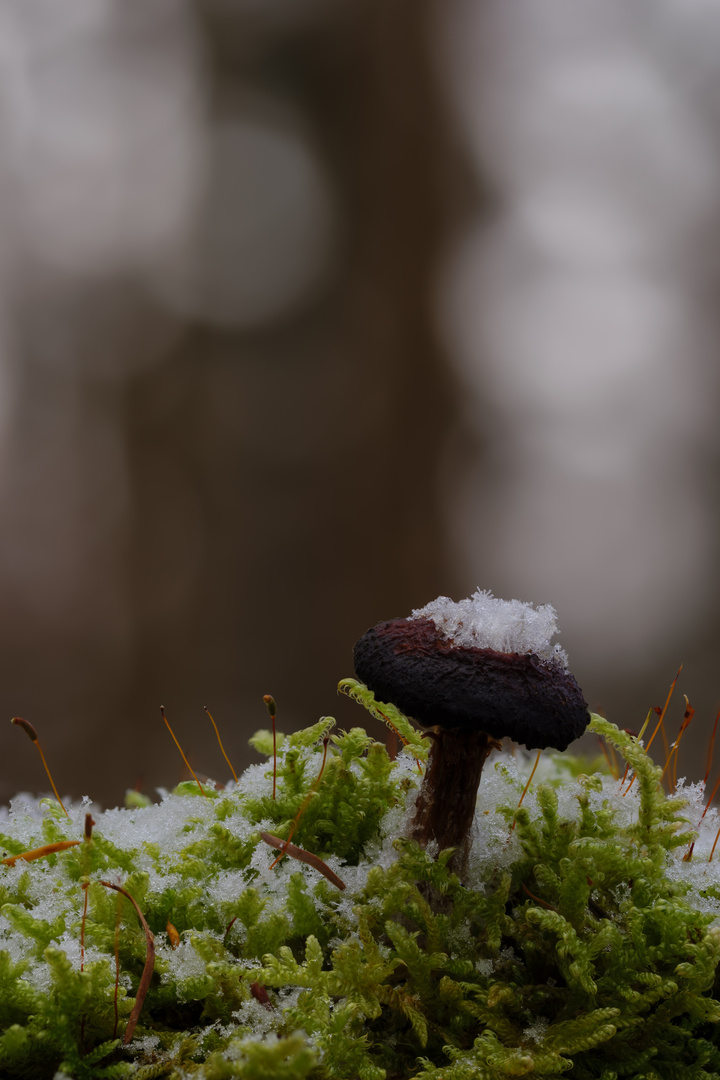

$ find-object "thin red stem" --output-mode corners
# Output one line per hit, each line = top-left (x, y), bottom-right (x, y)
(624, 667), (681, 795)
(100, 881), (155, 1045)
(704, 709), (720, 787)
(161, 707), (206, 796)
(511, 750), (541, 830)
(263, 695), (278, 800)
(270, 738), (329, 869)
(261, 831), (346, 890)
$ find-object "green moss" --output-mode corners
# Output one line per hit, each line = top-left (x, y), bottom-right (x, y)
(1, 690), (720, 1078)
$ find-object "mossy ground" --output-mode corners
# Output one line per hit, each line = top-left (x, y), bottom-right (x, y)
(2, 683), (720, 1079)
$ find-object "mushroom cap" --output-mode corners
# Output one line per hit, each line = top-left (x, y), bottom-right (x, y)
(353, 616), (590, 751)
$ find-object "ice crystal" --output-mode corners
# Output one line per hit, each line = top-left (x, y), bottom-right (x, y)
(411, 587), (569, 665)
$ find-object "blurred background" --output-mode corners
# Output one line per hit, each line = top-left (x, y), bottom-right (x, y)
(0, 0), (719, 804)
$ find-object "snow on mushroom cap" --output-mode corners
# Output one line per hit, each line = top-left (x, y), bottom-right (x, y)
(410, 589), (569, 668)
(353, 592), (589, 750)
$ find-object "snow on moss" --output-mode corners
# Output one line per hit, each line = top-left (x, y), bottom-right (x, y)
(1, 697), (720, 1078)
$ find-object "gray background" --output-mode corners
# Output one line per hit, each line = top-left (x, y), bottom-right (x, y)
(0, 0), (717, 805)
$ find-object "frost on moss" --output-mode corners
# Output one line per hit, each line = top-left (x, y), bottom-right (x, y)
(2, 694), (720, 1078)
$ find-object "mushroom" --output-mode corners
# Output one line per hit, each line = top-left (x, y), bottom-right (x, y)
(353, 590), (590, 872)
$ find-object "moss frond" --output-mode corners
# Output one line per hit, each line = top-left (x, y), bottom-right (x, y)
(0, 711), (719, 1078)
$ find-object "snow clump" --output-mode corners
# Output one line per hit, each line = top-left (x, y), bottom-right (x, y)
(411, 588), (568, 667)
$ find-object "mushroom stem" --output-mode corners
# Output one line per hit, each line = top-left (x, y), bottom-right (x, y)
(410, 727), (498, 872)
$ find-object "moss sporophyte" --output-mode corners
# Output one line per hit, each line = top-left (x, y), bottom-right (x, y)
(2, 593), (720, 1079)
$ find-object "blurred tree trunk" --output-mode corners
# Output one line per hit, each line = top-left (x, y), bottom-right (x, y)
(120, 0), (457, 795)
(0, 1), (459, 803)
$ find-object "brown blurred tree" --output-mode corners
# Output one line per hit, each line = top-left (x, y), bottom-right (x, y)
(0, 1), (460, 804)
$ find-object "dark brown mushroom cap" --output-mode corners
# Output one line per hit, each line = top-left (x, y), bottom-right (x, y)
(353, 616), (590, 751)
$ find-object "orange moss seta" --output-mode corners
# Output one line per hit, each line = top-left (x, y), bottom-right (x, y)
(511, 749), (542, 831)
(204, 705), (238, 783)
(260, 830), (346, 891)
(660, 696), (695, 794)
(99, 880), (155, 1046)
(10, 716), (69, 817)
(161, 706), (207, 796)
(2, 840), (80, 867)
(704, 708), (720, 787)
(623, 668), (682, 796)
(263, 694), (277, 800)
(269, 737), (330, 869)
